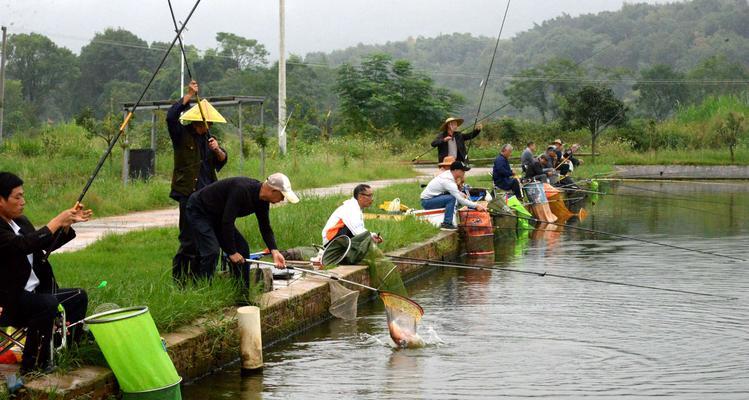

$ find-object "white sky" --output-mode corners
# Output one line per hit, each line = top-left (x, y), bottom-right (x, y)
(0, 0), (674, 58)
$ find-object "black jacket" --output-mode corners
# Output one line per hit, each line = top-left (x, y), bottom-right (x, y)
(0, 217), (75, 321)
(191, 177), (277, 254)
(430, 129), (481, 163)
(524, 161), (549, 181)
(166, 101), (228, 200)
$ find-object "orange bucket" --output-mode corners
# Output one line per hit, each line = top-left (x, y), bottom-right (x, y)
(458, 209), (493, 236)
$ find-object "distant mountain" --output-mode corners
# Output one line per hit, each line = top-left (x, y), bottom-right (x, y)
(305, 0), (749, 116)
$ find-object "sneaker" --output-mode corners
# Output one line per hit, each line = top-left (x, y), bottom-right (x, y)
(440, 223), (458, 231)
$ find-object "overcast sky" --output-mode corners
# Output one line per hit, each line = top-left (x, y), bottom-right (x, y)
(1, 0), (674, 59)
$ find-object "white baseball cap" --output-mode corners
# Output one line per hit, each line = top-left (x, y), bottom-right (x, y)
(266, 173), (299, 203)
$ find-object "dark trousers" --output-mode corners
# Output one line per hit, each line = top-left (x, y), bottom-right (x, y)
(0, 288), (87, 371)
(173, 197), (198, 282)
(186, 197), (250, 282)
(497, 179), (523, 200)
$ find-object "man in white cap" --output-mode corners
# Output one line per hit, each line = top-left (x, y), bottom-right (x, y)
(166, 80), (228, 283)
(185, 173), (299, 282)
(430, 117), (482, 163)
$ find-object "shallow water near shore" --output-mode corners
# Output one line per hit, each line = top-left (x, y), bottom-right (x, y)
(182, 180), (749, 399)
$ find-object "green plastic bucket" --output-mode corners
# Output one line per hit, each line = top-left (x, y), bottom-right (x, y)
(84, 307), (181, 398)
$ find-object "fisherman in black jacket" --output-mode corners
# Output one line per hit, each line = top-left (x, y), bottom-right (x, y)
(0, 172), (91, 373)
(524, 155), (554, 182)
(431, 117), (482, 163)
(185, 174), (299, 282)
(166, 80), (228, 283)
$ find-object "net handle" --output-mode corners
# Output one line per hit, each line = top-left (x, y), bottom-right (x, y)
(248, 260), (379, 292)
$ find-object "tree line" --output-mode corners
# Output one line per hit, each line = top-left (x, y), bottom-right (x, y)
(1, 0), (747, 144)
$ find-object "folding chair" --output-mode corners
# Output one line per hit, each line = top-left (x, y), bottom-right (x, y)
(0, 304), (67, 367)
(0, 326), (27, 358)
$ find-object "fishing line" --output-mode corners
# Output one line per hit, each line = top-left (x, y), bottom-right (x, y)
(168, 0), (212, 135)
(413, 0), (511, 163)
(609, 182), (738, 206)
(557, 185), (733, 208)
(465, 0), (511, 161)
(488, 210), (745, 262)
(387, 256), (736, 300)
(41, 0), (204, 263)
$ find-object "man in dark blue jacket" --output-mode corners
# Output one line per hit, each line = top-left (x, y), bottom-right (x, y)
(492, 144), (523, 200)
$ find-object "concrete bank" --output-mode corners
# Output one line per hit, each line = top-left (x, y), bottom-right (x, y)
(613, 165), (749, 180)
(16, 231), (460, 399)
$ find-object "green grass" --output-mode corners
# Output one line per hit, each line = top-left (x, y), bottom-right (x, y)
(49, 182), (437, 333)
(592, 141), (749, 166)
(0, 123), (417, 222)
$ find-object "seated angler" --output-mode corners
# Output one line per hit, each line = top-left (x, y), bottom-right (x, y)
(492, 144), (523, 200)
(420, 161), (487, 231)
(559, 143), (583, 176)
(322, 184), (383, 246)
(524, 155), (555, 182)
(520, 141), (536, 173)
(185, 173), (299, 285)
(0, 172), (91, 374)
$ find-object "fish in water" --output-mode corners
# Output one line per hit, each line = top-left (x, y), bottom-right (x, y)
(388, 320), (425, 349)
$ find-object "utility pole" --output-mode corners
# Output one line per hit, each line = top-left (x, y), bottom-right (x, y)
(0, 26), (8, 145)
(278, 0), (287, 155)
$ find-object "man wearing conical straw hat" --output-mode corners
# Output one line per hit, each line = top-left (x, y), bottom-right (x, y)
(166, 80), (228, 284)
(430, 117), (482, 163)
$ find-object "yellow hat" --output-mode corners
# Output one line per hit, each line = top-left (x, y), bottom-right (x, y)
(179, 99), (227, 125)
(440, 117), (464, 131)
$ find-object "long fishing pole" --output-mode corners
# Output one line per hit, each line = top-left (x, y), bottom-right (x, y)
(465, 0), (511, 161)
(488, 210), (746, 262)
(167, 0), (211, 135)
(387, 255), (736, 300)
(249, 259), (379, 292)
(42, 0), (203, 261)
(413, 0), (511, 163)
(611, 182), (736, 203)
(558, 185), (733, 207)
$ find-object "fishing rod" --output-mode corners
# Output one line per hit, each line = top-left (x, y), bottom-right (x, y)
(250, 260), (379, 292)
(42, 0), (204, 262)
(608, 182), (739, 204)
(557, 186), (731, 209)
(387, 255), (736, 300)
(598, 178), (749, 188)
(556, 184), (731, 218)
(167, 0), (212, 136)
(413, 0), (511, 163)
(488, 210), (746, 262)
(465, 0), (511, 162)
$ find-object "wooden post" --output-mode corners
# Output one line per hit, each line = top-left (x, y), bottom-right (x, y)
(238, 102), (244, 172)
(278, 0), (287, 155)
(260, 102), (266, 178)
(0, 26), (7, 145)
(237, 306), (263, 375)
(150, 111), (157, 151)
(122, 110), (130, 185)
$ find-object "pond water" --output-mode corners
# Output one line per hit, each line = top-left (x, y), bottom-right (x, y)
(182, 181), (749, 399)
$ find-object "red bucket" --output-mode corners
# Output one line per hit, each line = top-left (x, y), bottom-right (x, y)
(458, 210), (493, 236)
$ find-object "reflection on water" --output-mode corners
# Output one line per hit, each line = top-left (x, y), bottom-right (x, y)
(183, 181), (749, 399)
